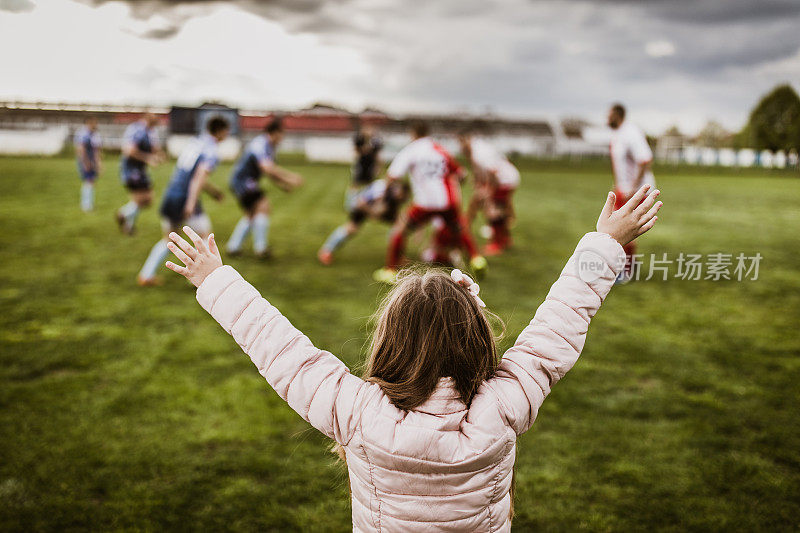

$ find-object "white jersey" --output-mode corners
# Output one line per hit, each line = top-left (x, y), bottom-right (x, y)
(609, 120), (655, 196)
(470, 138), (520, 188)
(386, 137), (460, 210)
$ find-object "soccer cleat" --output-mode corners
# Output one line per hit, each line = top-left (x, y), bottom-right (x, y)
(372, 267), (398, 284)
(483, 242), (505, 257)
(115, 211), (135, 236)
(317, 250), (334, 266)
(255, 248), (273, 260)
(137, 275), (162, 287)
(469, 255), (488, 280)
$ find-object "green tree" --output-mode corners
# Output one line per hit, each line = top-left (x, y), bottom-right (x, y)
(740, 84), (800, 152)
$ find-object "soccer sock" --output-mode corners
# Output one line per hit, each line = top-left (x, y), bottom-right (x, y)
(138, 240), (169, 280)
(623, 241), (637, 276)
(120, 201), (139, 228)
(322, 225), (351, 253)
(252, 213), (270, 254)
(226, 216), (252, 253)
(80, 183), (94, 211)
(454, 218), (479, 258)
(490, 218), (509, 247)
(387, 231), (405, 269)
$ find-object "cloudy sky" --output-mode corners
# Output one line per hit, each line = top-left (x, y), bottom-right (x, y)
(1, 0), (799, 134)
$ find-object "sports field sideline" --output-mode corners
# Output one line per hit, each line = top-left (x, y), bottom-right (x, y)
(1, 156), (798, 531)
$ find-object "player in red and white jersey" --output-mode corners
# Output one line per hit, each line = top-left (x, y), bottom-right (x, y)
(373, 121), (486, 283)
(459, 131), (520, 255)
(608, 103), (658, 283)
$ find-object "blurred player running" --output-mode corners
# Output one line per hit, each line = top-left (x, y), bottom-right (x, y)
(373, 121), (486, 283)
(318, 127), (387, 264)
(137, 117), (229, 286)
(318, 179), (409, 265)
(226, 117), (303, 258)
(607, 103), (657, 283)
(348, 126), (383, 202)
(459, 130), (520, 255)
(74, 116), (102, 212)
(116, 112), (164, 235)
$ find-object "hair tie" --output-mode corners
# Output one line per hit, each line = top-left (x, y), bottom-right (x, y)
(450, 269), (486, 308)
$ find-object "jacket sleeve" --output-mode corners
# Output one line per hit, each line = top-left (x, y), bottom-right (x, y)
(487, 232), (626, 435)
(195, 265), (374, 444)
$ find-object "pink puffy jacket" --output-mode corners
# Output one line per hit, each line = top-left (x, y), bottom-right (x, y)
(195, 232), (625, 532)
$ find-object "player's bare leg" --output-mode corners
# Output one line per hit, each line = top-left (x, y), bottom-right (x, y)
(116, 189), (152, 235)
(318, 220), (359, 265)
(485, 201), (510, 256)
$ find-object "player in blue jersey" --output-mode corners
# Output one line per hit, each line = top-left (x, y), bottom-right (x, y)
(137, 116), (230, 286)
(225, 118), (303, 258)
(74, 116), (102, 212)
(116, 112), (164, 235)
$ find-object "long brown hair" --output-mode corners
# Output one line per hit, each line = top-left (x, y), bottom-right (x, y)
(364, 268), (501, 409)
(334, 267), (513, 515)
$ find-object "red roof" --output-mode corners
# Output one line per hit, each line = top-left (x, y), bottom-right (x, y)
(241, 113), (388, 132)
(112, 111), (168, 125)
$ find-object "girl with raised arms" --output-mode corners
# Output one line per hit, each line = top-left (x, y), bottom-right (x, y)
(164, 185), (661, 532)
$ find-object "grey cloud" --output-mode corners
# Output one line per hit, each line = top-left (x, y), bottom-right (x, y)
(0, 0), (35, 13)
(29, 0), (800, 130)
(137, 26), (180, 38)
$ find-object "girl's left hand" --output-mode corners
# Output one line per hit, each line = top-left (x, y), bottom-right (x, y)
(165, 226), (223, 287)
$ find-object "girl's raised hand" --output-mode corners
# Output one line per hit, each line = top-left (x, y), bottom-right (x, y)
(165, 226), (223, 287)
(596, 185), (662, 246)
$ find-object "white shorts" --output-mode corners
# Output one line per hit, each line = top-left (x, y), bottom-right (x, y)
(161, 213), (212, 237)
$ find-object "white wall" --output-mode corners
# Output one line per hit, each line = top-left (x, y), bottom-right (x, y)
(0, 126), (68, 155)
(302, 132), (554, 163)
(671, 146), (798, 169)
(166, 134), (242, 161)
(304, 136), (354, 163)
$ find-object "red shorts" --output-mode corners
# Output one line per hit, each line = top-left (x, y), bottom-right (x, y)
(406, 204), (462, 229)
(492, 186), (515, 205)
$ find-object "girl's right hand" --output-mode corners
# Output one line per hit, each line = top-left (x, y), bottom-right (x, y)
(165, 227), (224, 287)
(596, 185), (662, 246)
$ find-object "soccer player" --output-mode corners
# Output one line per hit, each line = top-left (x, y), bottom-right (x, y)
(349, 126), (383, 197)
(317, 179), (409, 265)
(137, 116), (229, 286)
(607, 103), (657, 283)
(116, 112), (164, 235)
(458, 131), (520, 255)
(74, 116), (102, 212)
(373, 121), (486, 283)
(226, 118), (303, 258)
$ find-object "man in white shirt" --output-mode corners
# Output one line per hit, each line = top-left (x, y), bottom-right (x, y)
(608, 103), (657, 282)
(373, 121), (486, 283)
(459, 132), (520, 255)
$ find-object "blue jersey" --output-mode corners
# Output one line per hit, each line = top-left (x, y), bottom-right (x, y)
(230, 134), (275, 196)
(121, 120), (157, 175)
(163, 134), (221, 202)
(74, 126), (101, 174)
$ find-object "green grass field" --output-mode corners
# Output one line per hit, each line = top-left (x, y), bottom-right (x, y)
(1, 155), (799, 532)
